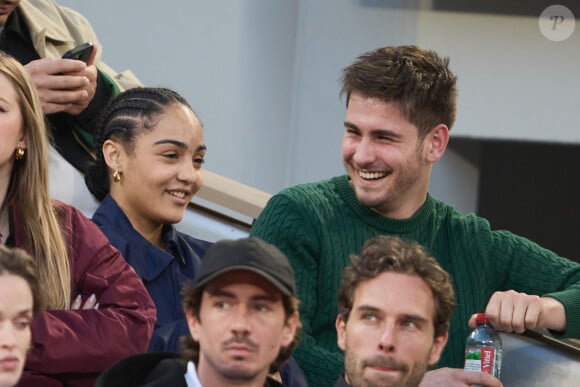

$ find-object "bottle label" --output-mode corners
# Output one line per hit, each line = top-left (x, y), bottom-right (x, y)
(464, 347), (496, 374)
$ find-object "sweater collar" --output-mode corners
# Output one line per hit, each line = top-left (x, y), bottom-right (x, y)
(333, 175), (435, 233)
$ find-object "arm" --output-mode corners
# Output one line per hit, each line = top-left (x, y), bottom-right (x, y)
(476, 230), (580, 337)
(23, 1), (141, 127)
(469, 291), (567, 334)
(25, 208), (156, 375)
(251, 193), (344, 384)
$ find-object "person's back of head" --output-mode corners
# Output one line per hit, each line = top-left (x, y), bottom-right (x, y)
(341, 45), (457, 139)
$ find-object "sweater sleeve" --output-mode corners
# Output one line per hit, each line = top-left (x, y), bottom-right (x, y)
(25, 206), (156, 375)
(251, 193), (344, 386)
(488, 230), (580, 338)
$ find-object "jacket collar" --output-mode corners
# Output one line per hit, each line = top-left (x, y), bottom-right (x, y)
(19, 0), (75, 48)
(93, 195), (181, 281)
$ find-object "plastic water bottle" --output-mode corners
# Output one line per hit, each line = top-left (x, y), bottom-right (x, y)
(464, 313), (502, 383)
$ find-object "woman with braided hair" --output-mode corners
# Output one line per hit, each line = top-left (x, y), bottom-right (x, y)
(85, 87), (211, 352)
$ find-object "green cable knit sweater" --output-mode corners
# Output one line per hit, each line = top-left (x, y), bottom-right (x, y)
(250, 175), (580, 387)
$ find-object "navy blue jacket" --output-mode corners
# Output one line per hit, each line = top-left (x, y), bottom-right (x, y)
(92, 195), (211, 352)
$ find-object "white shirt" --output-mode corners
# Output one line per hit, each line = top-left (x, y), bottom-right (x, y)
(184, 361), (203, 387)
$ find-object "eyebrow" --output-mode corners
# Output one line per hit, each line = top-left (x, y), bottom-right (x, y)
(355, 304), (382, 314)
(355, 304), (429, 324)
(0, 309), (33, 319)
(344, 121), (403, 140)
(153, 139), (207, 152)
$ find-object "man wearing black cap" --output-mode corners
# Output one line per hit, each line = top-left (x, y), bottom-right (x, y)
(95, 237), (301, 387)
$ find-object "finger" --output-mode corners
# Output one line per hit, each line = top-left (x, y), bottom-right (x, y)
(70, 294), (82, 310)
(44, 74), (90, 91)
(30, 58), (87, 76)
(495, 290), (516, 332)
(485, 292), (505, 329)
(58, 58), (88, 74)
(64, 64), (97, 81)
(462, 370), (503, 387)
(82, 294), (97, 310)
(512, 292), (531, 333)
(86, 43), (98, 66)
(523, 295), (542, 330)
(40, 101), (72, 115)
(39, 88), (89, 105)
(468, 314), (478, 329)
(24, 57), (85, 76)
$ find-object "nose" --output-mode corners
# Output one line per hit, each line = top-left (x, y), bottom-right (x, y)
(177, 159), (198, 185)
(0, 323), (17, 349)
(351, 137), (376, 166)
(378, 321), (397, 353)
(230, 305), (251, 336)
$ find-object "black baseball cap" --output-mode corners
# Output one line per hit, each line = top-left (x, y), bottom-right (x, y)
(193, 237), (296, 296)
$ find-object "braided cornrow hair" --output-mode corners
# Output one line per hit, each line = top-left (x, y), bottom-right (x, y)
(85, 87), (193, 201)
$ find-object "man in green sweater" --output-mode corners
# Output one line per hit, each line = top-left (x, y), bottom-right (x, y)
(250, 45), (580, 387)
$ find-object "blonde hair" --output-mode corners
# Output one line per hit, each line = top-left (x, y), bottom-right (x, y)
(0, 52), (71, 309)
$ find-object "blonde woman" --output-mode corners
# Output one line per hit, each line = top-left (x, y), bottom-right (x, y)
(0, 52), (155, 387)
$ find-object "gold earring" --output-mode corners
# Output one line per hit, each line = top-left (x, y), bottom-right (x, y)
(113, 171), (122, 182)
(15, 147), (25, 160)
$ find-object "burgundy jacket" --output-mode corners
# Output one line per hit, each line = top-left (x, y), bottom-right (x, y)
(12, 202), (156, 387)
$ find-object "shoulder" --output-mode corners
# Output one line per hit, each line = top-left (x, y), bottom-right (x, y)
(261, 176), (347, 215)
(52, 200), (124, 267)
(277, 176), (345, 199)
(176, 230), (212, 252)
(52, 200), (96, 229)
(253, 176), (350, 239)
(428, 196), (493, 233)
(24, 0), (88, 23)
(53, 200), (106, 238)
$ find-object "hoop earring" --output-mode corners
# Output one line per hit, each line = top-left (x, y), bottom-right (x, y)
(15, 147), (25, 160)
(113, 171), (122, 182)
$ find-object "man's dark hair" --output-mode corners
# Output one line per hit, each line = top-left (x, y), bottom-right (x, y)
(341, 45), (457, 139)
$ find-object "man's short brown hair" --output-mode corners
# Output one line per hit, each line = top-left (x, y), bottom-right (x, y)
(341, 45), (457, 139)
(338, 235), (455, 338)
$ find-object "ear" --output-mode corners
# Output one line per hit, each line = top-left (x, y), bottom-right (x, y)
(422, 124), (449, 163)
(336, 314), (347, 351)
(102, 139), (123, 171)
(185, 309), (201, 341)
(17, 131), (27, 150)
(281, 312), (299, 347)
(428, 332), (448, 366)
